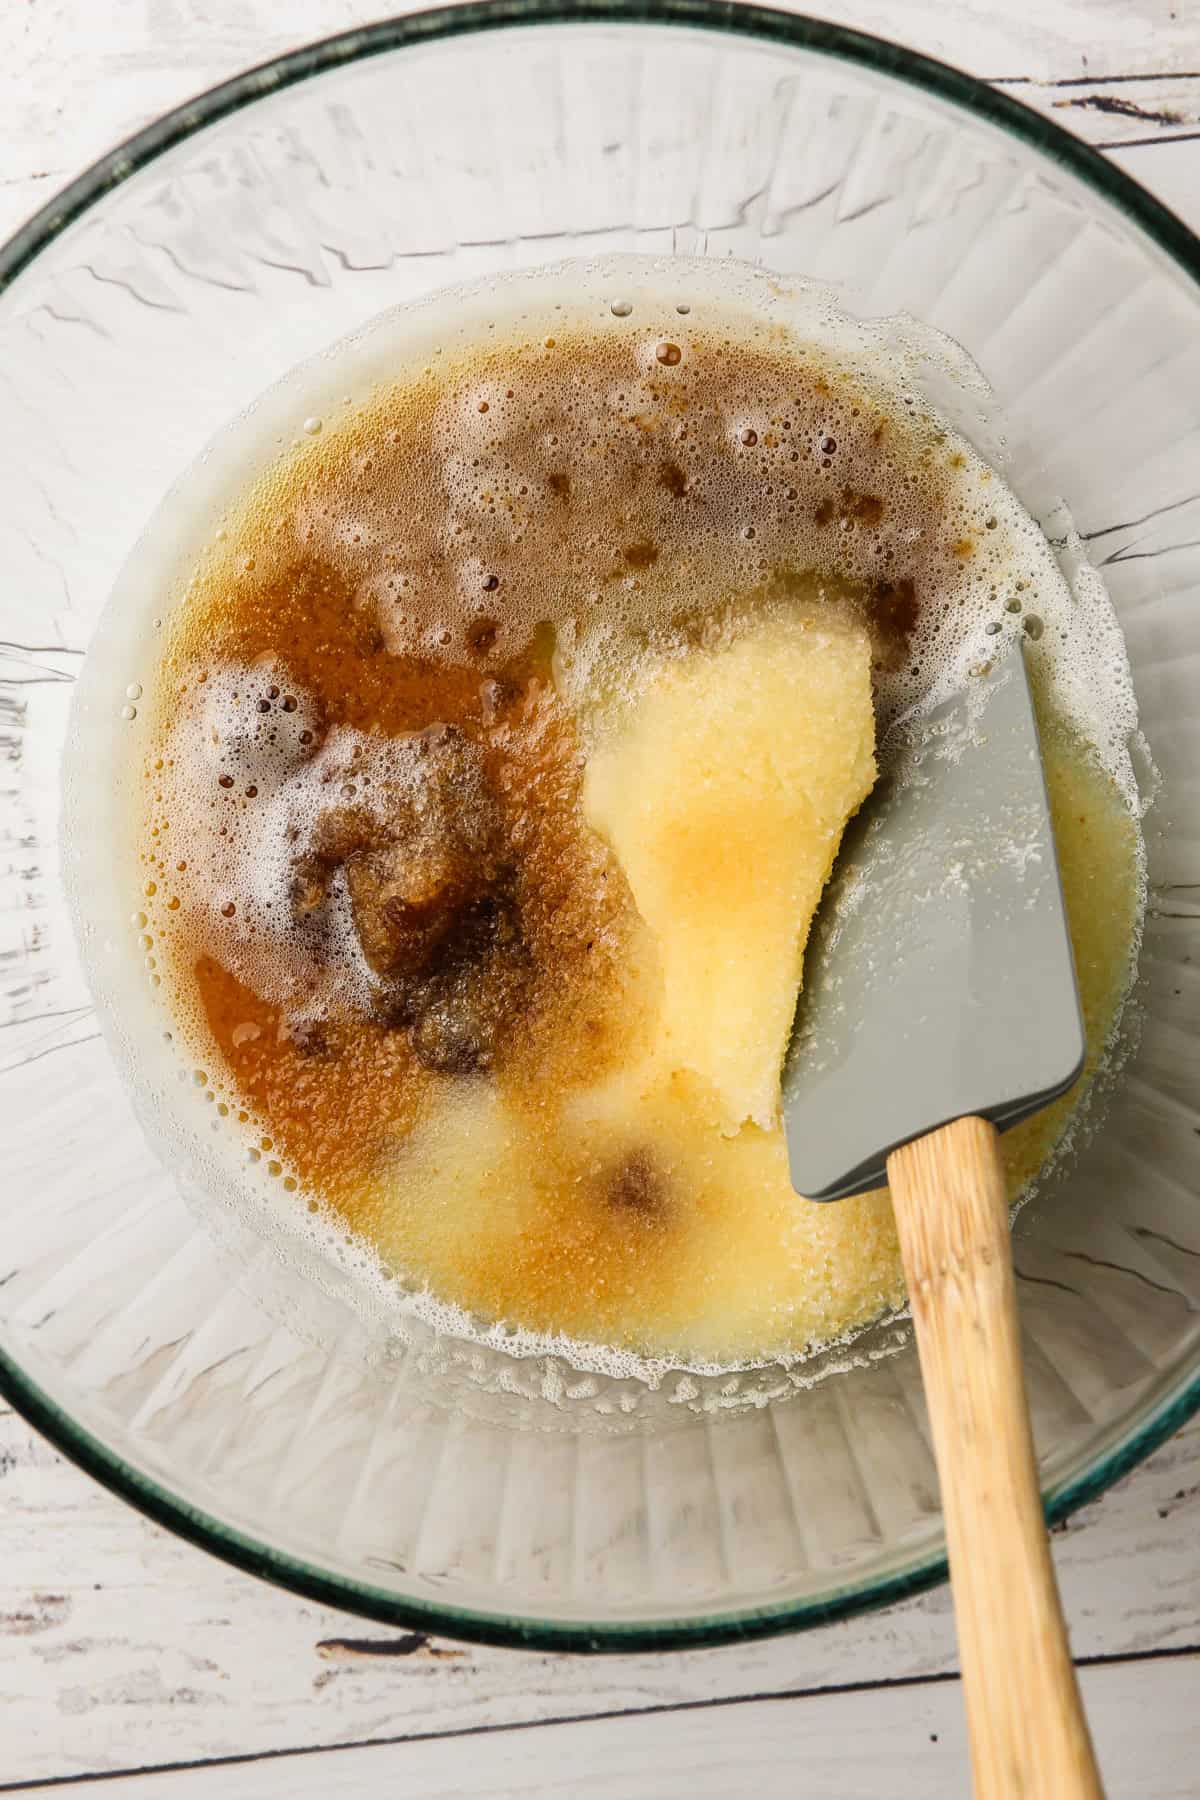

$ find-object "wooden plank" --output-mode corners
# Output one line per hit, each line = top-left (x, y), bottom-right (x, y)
(1, 1402), (1197, 1785)
(1002, 75), (1200, 148)
(1108, 138), (1200, 231)
(13, 1652), (1198, 1798)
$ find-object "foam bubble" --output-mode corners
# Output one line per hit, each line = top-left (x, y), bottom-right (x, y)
(115, 257), (1143, 1382)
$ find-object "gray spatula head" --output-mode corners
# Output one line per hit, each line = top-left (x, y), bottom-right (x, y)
(782, 641), (1085, 1202)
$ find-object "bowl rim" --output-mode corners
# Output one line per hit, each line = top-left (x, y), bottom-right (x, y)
(3, 0), (1199, 1655)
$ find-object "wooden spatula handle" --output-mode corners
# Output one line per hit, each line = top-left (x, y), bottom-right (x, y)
(887, 1116), (1103, 1800)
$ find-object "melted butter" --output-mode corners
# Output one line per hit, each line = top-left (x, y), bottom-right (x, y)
(138, 309), (1142, 1367)
(330, 711), (1137, 1363)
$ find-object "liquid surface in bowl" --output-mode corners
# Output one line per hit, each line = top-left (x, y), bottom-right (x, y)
(129, 273), (1142, 1368)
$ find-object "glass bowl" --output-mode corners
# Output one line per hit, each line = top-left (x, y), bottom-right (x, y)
(2, 1), (1199, 1652)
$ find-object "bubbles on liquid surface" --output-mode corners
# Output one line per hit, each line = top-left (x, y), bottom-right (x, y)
(111, 259), (1143, 1383)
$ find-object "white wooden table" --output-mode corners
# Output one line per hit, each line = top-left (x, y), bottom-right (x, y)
(1, 4), (1198, 1795)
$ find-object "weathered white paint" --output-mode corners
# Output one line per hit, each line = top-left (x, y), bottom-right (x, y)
(1, 1), (1197, 1793)
(1109, 136), (1200, 230)
(1002, 74), (1200, 149)
(24, 1653), (1200, 1800)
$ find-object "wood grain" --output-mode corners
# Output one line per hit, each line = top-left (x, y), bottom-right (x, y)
(21, 1654), (1200, 1800)
(889, 1120), (1101, 1799)
(1004, 75), (1200, 149)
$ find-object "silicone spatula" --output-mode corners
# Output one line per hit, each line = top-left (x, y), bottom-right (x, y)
(783, 641), (1103, 1799)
